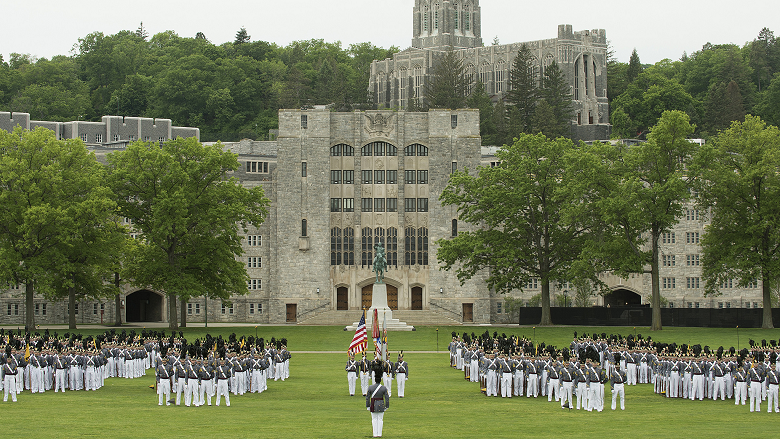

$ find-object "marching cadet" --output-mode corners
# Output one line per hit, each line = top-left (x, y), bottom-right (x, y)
(546, 357), (561, 402)
(155, 357), (173, 406)
(346, 353), (359, 396)
(394, 353), (408, 398)
(560, 361), (575, 409)
(215, 357), (232, 407)
(498, 353), (512, 398)
(382, 357), (393, 397)
(198, 358), (215, 406)
(610, 363), (627, 411)
(585, 361), (601, 412)
(765, 362), (779, 413)
(185, 359), (200, 407)
(512, 353), (524, 397)
(526, 356), (539, 398)
(366, 368), (390, 438)
(734, 363), (748, 405)
(3, 357), (17, 402)
(173, 354), (187, 405)
(359, 353), (370, 396)
(485, 353), (498, 397)
(574, 362), (589, 410)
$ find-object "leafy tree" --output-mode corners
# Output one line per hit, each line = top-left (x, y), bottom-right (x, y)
(424, 47), (470, 110)
(438, 133), (599, 326)
(590, 110), (697, 330)
(0, 127), (117, 329)
(627, 49), (643, 82)
(530, 99), (557, 137)
(606, 41), (629, 104)
(107, 137), (269, 330)
(705, 80), (745, 133)
(195, 32), (208, 41)
(503, 297), (524, 325)
(754, 72), (780, 127)
(505, 44), (538, 136)
(491, 99), (508, 145)
(693, 115), (780, 328)
(538, 61), (574, 138)
(234, 27), (251, 45)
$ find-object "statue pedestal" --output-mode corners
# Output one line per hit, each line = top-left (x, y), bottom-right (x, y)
(347, 283), (414, 332)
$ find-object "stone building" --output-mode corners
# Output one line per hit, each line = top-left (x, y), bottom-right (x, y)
(0, 111), (766, 326)
(368, 0), (611, 141)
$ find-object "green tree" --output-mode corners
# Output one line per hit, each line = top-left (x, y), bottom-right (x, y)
(503, 297), (524, 325)
(107, 137), (269, 330)
(590, 110), (697, 331)
(424, 47), (470, 110)
(754, 72), (780, 127)
(705, 80), (745, 133)
(505, 44), (538, 136)
(606, 41), (629, 105)
(135, 22), (149, 41)
(0, 127), (116, 329)
(627, 49), (643, 82)
(693, 115), (780, 328)
(538, 61), (574, 138)
(492, 99), (508, 145)
(467, 80), (495, 145)
(234, 27), (251, 45)
(438, 133), (599, 326)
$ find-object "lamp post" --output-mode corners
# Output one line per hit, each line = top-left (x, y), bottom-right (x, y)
(563, 289), (569, 308)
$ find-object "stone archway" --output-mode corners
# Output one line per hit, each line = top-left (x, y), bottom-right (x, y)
(125, 290), (164, 322)
(604, 288), (642, 307)
(361, 284), (398, 310)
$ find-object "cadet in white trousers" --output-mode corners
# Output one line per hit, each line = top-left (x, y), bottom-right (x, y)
(366, 370), (390, 438)
(394, 354), (408, 398)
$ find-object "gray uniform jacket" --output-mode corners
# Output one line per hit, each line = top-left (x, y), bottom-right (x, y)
(366, 383), (390, 412)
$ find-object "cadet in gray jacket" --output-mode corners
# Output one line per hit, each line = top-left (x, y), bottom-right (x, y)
(366, 369), (390, 438)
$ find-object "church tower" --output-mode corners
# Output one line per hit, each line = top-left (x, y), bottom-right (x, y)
(412, 0), (482, 50)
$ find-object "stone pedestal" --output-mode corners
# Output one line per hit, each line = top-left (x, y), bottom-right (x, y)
(347, 283), (414, 331)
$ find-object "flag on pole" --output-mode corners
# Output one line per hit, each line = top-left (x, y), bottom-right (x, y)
(348, 310), (368, 355)
(382, 312), (388, 361)
(373, 308), (381, 358)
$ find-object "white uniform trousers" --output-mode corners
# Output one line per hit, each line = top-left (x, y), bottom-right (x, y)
(576, 382), (588, 409)
(514, 371), (524, 396)
(85, 366), (97, 391)
(396, 372), (406, 398)
(712, 376), (726, 400)
(669, 372), (680, 398)
(526, 373), (538, 397)
(611, 383), (625, 410)
(690, 374), (705, 400)
(348, 371), (358, 396)
(185, 380), (200, 406)
(560, 381), (574, 408)
(382, 373), (392, 397)
(547, 378), (560, 402)
(175, 377), (186, 405)
(274, 363), (284, 381)
(749, 381), (762, 412)
(486, 370), (497, 397)
(767, 383), (779, 413)
(157, 379), (171, 406)
(54, 369), (67, 392)
(734, 381), (747, 405)
(455, 349), (463, 370)
(215, 379), (230, 406)
(200, 379), (213, 405)
(626, 363), (637, 385)
(370, 411), (385, 437)
(3, 374), (17, 402)
(470, 360), (479, 383)
(501, 372), (512, 398)
(360, 371), (369, 395)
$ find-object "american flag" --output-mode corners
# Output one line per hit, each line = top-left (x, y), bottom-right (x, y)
(348, 310), (367, 355)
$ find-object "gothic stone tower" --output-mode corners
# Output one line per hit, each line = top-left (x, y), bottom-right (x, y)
(412, 0), (483, 50)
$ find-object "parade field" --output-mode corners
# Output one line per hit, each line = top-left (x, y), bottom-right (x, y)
(4, 325), (780, 438)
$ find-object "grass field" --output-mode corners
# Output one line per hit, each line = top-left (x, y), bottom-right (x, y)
(4, 325), (780, 438)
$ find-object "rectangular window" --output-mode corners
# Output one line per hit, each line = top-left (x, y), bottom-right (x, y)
(686, 209), (700, 221)
(301, 162), (307, 177)
(686, 277), (700, 289)
(229, 304), (234, 314)
(451, 115), (458, 129)
(331, 170), (341, 185)
(386, 198), (398, 212)
(7, 304), (10, 315)
(81, 134), (88, 142)
(362, 198), (373, 212)
(374, 170), (385, 185)
(250, 304), (255, 314)
(754, 302), (759, 308)
(526, 278), (538, 289)
(686, 232), (700, 244)
(417, 170), (428, 185)
(221, 304), (226, 315)
(374, 198), (385, 212)
(195, 303), (200, 314)
(452, 162), (458, 174)
(247, 257), (262, 268)
(662, 232), (675, 244)
(301, 115), (308, 129)
(497, 302), (502, 314)
(93, 303), (98, 315)
(42, 303), (46, 316)
(720, 279), (733, 289)
(113, 134), (119, 142)
(130, 135), (137, 142)
(748, 279), (759, 288)
(387, 170), (397, 184)
(662, 277), (676, 289)
(687, 302), (693, 309)
(662, 255), (676, 267)
(404, 198), (416, 212)
(405, 170), (416, 185)
(247, 235), (261, 246)
(686, 254), (700, 266)
(362, 170), (373, 185)
(331, 198), (342, 212)
(417, 198), (429, 212)
(158, 137), (166, 143)
(248, 279), (261, 290)
(246, 161), (269, 173)
(343, 198), (354, 212)
(95, 134), (103, 143)
(74, 303), (79, 315)
(188, 303), (193, 315)
(258, 303), (263, 314)
(35, 303), (39, 315)
(718, 302), (723, 309)
(343, 170), (355, 185)
(726, 302), (731, 308)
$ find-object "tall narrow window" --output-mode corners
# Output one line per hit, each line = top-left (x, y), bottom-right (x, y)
(374, 170), (385, 185)
(418, 227), (429, 265)
(362, 227), (373, 267)
(301, 162), (307, 177)
(374, 227), (386, 251)
(343, 198), (354, 212)
(452, 219), (458, 237)
(405, 227), (417, 265)
(405, 170), (416, 185)
(301, 219), (307, 237)
(343, 170), (355, 185)
(387, 228), (398, 267)
(331, 228), (342, 265)
(454, 5), (459, 29)
(362, 198), (373, 212)
(417, 170), (428, 184)
(434, 6), (439, 30)
(301, 115), (308, 129)
(424, 7), (429, 32)
(465, 9), (470, 31)
(344, 228), (355, 265)
(452, 162), (458, 174)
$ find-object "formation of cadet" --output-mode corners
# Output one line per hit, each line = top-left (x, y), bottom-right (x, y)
(347, 352), (409, 399)
(448, 331), (780, 413)
(0, 328), (292, 406)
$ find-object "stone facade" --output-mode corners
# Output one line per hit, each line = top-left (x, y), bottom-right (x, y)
(369, 1), (611, 141)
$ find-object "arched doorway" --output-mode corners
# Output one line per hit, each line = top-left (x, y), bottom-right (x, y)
(411, 287), (423, 310)
(361, 284), (398, 310)
(604, 288), (642, 307)
(337, 287), (349, 310)
(125, 290), (164, 322)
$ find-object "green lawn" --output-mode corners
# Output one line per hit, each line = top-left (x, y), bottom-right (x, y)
(4, 326), (780, 438)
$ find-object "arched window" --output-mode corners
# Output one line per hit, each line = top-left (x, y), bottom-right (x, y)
(344, 228), (355, 266)
(331, 228), (342, 265)
(424, 7), (429, 32)
(330, 144), (342, 156)
(530, 56), (539, 85)
(361, 227), (373, 267)
(405, 227), (417, 265)
(465, 7), (470, 31)
(301, 219), (307, 237)
(343, 145), (354, 156)
(418, 227), (429, 265)
(387, 144), (397, 156)
(387, 228), (398, 267)
(495, 60), (506, 93)
(399, 68), (408, 108)
(404, 144), (416, 157)
(465, 63), (475, 93)
(454, 4), (459, 30)
(374, 227), (386, 251)
(361, 144), (372, 156)
(414, 65), (423, 102)
(434, 4), (439, 30)
(479, 62), (492, 92)
(418, 145), (428, 156)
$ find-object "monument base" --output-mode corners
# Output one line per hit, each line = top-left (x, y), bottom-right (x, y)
(346, 282), (414, 331)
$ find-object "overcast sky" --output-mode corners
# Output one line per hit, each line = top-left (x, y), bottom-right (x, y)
(2, 0), (777, 66)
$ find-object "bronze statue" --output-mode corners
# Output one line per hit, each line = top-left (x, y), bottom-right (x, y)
(372, 243), (387, 284)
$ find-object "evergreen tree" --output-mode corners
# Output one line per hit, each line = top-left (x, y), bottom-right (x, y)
(539, 61), (574, 138)
(234, 27), (251, 45)
(531, 99), (557, 138)
(627, 49), (643, 82)
(195, 32), (208, 41)
(135, 22), (149, 41)
(506, 44), (538, 136)
(492, 99), (509, 145)
(467, 80), (496, 144)
(706, 80), (746, 133)
(424, 47), (469, 110)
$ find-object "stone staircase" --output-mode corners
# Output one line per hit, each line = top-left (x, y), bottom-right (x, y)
(297, 309), (462, 326)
